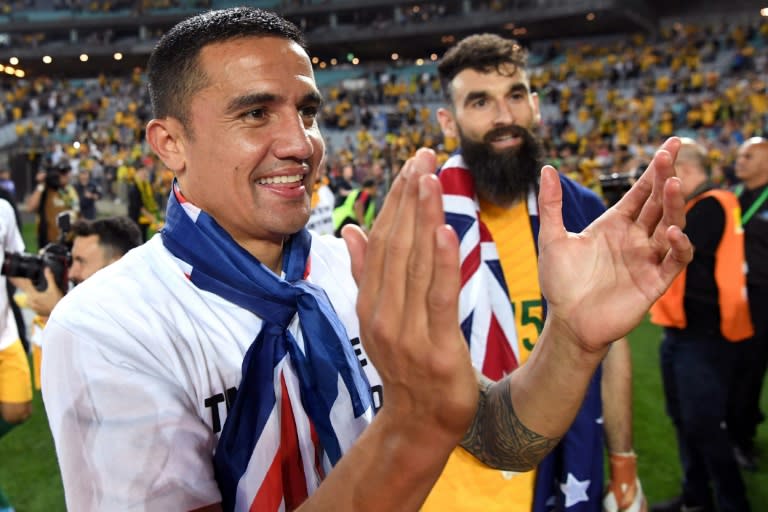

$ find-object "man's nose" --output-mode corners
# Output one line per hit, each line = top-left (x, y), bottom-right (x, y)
(494, 101), (516, 125)
(273, 113), (314, 161)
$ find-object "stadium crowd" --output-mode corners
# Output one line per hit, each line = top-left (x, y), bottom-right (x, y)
(0, 17), (765, 221)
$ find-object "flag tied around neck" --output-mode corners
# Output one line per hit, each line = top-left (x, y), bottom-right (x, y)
(161, 182), (372, 511)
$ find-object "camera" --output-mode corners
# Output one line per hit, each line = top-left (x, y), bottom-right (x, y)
(599, 165), (645, 207)
(43, 162), (71, 191)
(2, 212), (72, 293)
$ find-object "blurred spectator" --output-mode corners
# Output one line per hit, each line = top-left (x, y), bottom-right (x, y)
(728, 137), (768, 471)
(74, 170), (103, 220)
(127, 163), (160, 242)
(650, 138), (752, 512)
(25, 162), (79, 249)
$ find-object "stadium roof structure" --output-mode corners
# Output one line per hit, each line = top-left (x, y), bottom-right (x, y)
(0, 0), (764, 80)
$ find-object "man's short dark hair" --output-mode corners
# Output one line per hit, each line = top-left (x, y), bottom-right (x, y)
(437, 33), (528, 102)
(72, 216), (143, 260)
(147, 7), (306, 133)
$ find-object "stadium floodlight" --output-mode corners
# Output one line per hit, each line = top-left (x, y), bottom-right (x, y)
(352, 58), (359, 65)
(430, 53), (438, 61)
(15, 69), (24, 78)
(416, 58), (424, 66)
(79, 54), (89, 62)
(330, 58), (337, 65)
(9, 57), (18, 65)
(391, 53), (399, 61)
(761, 7), (768, 16)
(4, 66), (14, 75)
(42, 56), (52, 64)
(114, 52), (123, 61)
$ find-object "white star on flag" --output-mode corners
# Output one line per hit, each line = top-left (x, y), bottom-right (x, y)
(560, 472), (591, 507)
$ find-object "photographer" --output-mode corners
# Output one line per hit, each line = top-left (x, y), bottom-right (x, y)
(74, 169), (103, 220)
(11, 216), (142, 390)
(25, 161), (79, 249)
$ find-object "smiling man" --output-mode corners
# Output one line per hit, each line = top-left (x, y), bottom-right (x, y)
(425, 34), (645, 512)
(40, 9), (692, 512)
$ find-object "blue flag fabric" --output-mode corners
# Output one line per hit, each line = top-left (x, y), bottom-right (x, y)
(531, 175), (606, 512)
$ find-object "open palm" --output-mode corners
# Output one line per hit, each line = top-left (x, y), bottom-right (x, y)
(537, 137), (693, 351)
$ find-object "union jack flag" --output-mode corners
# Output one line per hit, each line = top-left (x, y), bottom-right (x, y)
(439, 154), (521, 379)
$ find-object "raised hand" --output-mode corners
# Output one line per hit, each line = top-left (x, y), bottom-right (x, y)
(342, 148), (478, 449)
(537, 137), (693, 351)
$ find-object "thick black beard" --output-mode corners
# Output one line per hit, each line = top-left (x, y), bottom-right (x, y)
(459, 124), (543, 206)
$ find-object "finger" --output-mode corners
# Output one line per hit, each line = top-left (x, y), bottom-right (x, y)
(44, 266), (57, 284)
(651, 176), (687, 248)
(663, 175), (687, 230)
(613, 137), (681, 222)
(657, 225), (693, 291)
(635, 139), (681, 233)
(354, 163), (409, 311)
(403, 173), (444, 335)
(9, 277), (33, 294)
(537, 165), (567, 248)
(378, 149), (437, 317)
(341, 224), (367, 286)
(427, 224), (462, 352)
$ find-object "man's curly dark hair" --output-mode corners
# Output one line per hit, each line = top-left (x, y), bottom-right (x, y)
(437, 33), (528, 102)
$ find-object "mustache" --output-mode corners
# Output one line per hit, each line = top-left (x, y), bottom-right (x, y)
(482, 124), (530, 144)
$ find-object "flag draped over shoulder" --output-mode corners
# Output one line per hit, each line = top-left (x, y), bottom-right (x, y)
(438, 154), (521, 379)
(438, 155), (606, 511)
(161, 182), (372, 512)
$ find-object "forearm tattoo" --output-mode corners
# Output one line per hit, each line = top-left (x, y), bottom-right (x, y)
(459, 374), (561, 471)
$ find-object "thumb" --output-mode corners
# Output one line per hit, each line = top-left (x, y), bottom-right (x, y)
(537, 165), (567, 247)
(341, 224), (368, 286)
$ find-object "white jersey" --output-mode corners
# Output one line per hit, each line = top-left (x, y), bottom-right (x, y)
(0, 199), (24, 351)
(42, 233), (382, 511)
(306, 184), (335, 236)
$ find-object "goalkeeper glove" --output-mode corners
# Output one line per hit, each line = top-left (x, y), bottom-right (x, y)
(603, 451), (647, 512)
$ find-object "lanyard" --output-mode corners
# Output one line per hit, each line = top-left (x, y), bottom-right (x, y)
(735, 184), (768, 225)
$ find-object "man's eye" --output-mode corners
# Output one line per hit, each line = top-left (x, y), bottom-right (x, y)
(246, 108), (266, 119)
(300, 106), (319, 118)
(472, 99), (486, 108)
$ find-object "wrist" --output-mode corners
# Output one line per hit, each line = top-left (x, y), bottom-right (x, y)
(541, 314), (609, 363)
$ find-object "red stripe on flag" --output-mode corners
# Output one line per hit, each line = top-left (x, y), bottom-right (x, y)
(279, 375), (310, 511)
(461, 244), (481, 287)
(439, 167), (476, 197)
(249, 442), (283, 512)
(481, 314), (519, 380)
(478, 221), (494, 244)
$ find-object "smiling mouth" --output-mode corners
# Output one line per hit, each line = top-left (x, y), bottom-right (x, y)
(256, 174), (304, 185)
(491, 134), (521, 142)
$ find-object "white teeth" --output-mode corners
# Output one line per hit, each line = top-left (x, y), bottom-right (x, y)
(256, 175), (303, 185)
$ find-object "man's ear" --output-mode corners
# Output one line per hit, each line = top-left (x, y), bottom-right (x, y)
(436, 107), (458, 139)
(531, 91), (542, 125)
(146, 118), (187, 175)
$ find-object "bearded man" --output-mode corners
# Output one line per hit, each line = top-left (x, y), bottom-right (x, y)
(421, 34), (646, 512)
